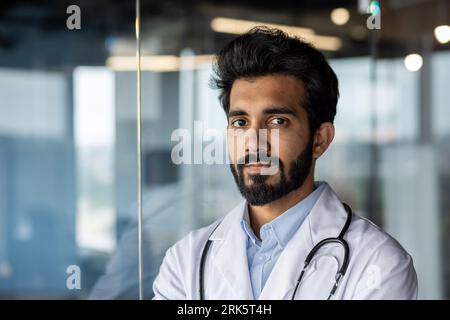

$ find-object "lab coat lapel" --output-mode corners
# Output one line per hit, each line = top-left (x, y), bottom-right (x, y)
(258, 209), (314, 300)
(258, 184), (349, 300)
(208, 201), (254, 299)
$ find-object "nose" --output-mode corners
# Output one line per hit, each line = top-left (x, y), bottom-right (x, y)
(244, 122), (270, 157)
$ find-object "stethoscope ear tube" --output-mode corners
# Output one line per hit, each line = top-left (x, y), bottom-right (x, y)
(199, 239), (213, 300)
(199, 219), (223, 300)
(292, 203), (352, 300)
(291, 236), (350, 300)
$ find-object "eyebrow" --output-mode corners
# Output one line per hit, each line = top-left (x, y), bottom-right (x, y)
(228, 110), (248, 118)
(227, 106), (297, 118)
(264, 106), (297, 116)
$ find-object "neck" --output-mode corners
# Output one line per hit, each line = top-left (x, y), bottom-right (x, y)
(248, 175), (315, 239)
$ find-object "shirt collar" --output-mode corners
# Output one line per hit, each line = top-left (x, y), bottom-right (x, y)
(241, 208), (261, 246)
(240, 181), (327, 248)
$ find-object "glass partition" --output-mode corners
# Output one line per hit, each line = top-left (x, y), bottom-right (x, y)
(0, 0), (449, 300)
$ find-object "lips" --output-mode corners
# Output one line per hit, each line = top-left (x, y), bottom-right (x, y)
(244, 162), (271, 167)
(243, 162), (272, 174)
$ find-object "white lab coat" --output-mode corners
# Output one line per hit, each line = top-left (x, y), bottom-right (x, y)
(152, 183), (418, 300)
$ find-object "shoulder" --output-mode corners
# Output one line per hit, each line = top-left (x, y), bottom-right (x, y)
(167, 200), (246, 258)
(349, 213), (412, 261)
(168, 218), (223, 257)
(152, 216), (226, 299)
(346, 213), (418, 299)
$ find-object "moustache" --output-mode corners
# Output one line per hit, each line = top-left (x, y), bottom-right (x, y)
(235, 152), (281, 167)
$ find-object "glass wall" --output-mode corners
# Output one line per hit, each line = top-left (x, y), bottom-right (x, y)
(0, 0), (449, 299)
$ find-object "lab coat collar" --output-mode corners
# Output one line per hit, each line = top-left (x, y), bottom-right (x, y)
(207, 182), (349, 299)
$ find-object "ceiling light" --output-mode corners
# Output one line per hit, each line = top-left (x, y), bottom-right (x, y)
(106, 55), (215, 72)
(404, 54), (423, 72)
(210, 17), (314, 36)
(434, 25), (450, 44)
(331, 8), (350, 26)
(210, 17), (342, 51)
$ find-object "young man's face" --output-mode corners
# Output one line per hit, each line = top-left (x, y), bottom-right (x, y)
(227, 74), (315, 206)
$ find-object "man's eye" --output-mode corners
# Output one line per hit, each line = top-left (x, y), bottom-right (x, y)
(270, 118), (286, 125)
(231, 119), (247, 127)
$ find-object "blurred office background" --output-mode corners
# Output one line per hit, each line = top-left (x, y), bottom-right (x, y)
(0, 0), (449, 299)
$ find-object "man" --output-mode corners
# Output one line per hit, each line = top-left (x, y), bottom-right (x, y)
(153, 27), (418, 300)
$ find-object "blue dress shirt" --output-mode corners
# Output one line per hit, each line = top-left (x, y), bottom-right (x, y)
(240, 181), (326, 298)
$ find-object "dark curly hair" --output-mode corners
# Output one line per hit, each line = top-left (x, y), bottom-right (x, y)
(210, 26), (339, 133)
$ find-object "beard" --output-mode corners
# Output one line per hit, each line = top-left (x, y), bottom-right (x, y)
(229, 138), (313, 206)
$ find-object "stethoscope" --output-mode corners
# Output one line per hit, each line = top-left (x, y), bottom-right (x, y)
(199, 202), (353, 300)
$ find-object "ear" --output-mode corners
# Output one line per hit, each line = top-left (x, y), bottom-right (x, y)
(312, 122), (335, 159)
